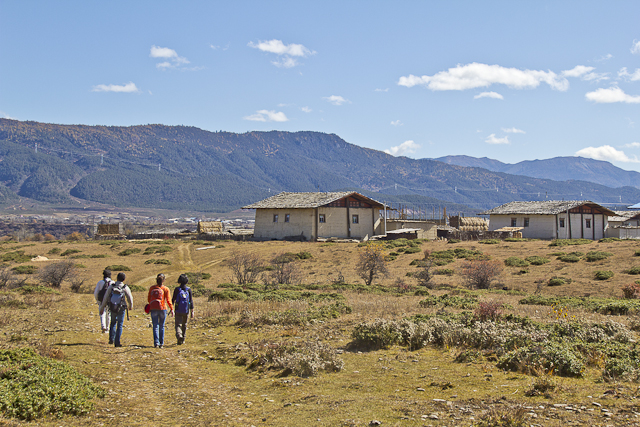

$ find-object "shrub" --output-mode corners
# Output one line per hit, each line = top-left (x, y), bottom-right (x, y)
(634, 249), (640, 257)
(66, 232), (85, 241)
(549, 239), (592, 247)
(557, 252), (582, 263)
(585, 251), (613, 262)
(548, 277), (566, 286)
(104, 265), (131, 271)
(525, 256), (550, 265)
(594, 270), (614, 281)
(43, 234), (56, 241)
(622, 283), (640, 299)
(143, 245), (172, 255)
(479, 239), (500, 244)
(474, 300), (503, 321)
(504, 257), (529, 267)
(497, 341), (585, 377)
(263, 252), (302, 287)
(118, 248), (141, 256)
(419, 294), (478, 309)
(351, 319), (403, 349)
(403, 246), (422, 254)
(144, 259), (171, 265)
(227, 251), (263, 285)
(433, 268), (454, 276)
(208, 290), (247, 301)
(447, 239), (460, 243)
(460, 260), (503, 289)
(1, 251), (32, 263)
(47, 248), (61, 255)
(392, 278), (415, 294)
(297, 251), (313, 259)
(70, 278), (84, 293)
(0, 347), (105, 420)
(599, 237), (621, 243)
(60, 249), (81, 257)
(626, 266), (640, 275)
(414, 259), (434, 288)
(11, 265), (37, 275)
(37, 261), (76, 288)
(245, 340), (343, 377)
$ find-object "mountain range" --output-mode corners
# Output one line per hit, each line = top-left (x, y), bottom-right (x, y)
(435, 155), (640, 190)
(0, 119), (639, 214)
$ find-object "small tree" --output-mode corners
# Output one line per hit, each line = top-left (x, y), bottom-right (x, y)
(227, 251), (263, 285)
(460, 260), (503, 289)
(356, 243), (389, 286)
(38, 261), (77, 288)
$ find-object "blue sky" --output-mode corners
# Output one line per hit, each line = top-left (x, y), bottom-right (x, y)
(2, 1), (640, 171)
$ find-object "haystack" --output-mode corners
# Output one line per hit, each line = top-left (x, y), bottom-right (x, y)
(198, 221), (223, 234)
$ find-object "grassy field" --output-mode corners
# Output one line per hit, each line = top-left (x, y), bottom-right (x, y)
(2, 236), (640, 426)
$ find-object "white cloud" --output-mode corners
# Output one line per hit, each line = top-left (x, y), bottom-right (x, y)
(595, 53), (613, 62)
(474, 91), (503, 100)
(561, 65), (609, 82)
(384, 140), (420, 156)
(390, 120), (403, 126)
(243, 110), (289, 122)
(485, 134), (510, 145)
(323, 95), (350, 106)
(248, 39), (315, 68)
(585, 86), (640, 103)
(502, 127), (525, 134)
(576, 145), (639, 163)
(149, 45), (190, 70)
(398, 62), (569, 91)
(91, 82), (140, 93)
(632, 40), (640, 55)
(618, 67), (640, 81)
(301, 106), (312, 113)
(0, 111), (16, 119)
(375, 88), (389, 92)
(623, 142), (640, 148)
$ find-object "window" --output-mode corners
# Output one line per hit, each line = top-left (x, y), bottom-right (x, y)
(273, 214), (278, 223)
(285, 214), (290, 223)
(349, 200), (360, 207)
(585, 219), (591, 229)
(559, 218), (565, 228)
(319, 214), (326, 223)
(511, 218), (517, 227)
(352, 214), (359, 224)
(524, 218), (530, 227)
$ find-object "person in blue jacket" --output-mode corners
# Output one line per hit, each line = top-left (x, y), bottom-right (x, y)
(172, 274), (194, 345)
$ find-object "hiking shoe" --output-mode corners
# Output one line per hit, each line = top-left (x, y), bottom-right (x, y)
(158, 345), (163, 349)
(101, 328), (107, 333)
(109, 340), (114, 344)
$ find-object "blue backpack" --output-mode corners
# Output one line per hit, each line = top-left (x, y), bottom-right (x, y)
(109, 283), (127, 313)
(175, 287), (191, 314)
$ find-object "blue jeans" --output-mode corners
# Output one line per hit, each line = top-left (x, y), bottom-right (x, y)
(109, 309), (126, 347)
(150, 309), (167, 346)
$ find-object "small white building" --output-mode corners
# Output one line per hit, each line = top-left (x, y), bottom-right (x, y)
(608, 211), (640, 227)
(480, 200), (615, 240)
(243, 191), (387, 241)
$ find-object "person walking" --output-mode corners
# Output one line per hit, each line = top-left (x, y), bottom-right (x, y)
(93, 269), (113, 333)
(148, 273), (173, 348)
(99, 272), (133, 348)
(172, 274), (194, 345)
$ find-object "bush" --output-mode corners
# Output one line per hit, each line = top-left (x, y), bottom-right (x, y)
(557, 252), (582, 263)
(228, 251), (263, 285)
(208, 290), (247, 301)
(419, 294), (478, 309)
(479, 239), (500, 245)
(626, 266), (640, 275)
(599, 237), (621, 243)
(474, 300), (503, 321)
(37, 261), (76, 288)
(497, 341), (585, 377)
(549, 239), (592, 247)
(245, 340), (343, 377)
(585, 251), (613, 262)
(548, 278), (566, 286)
(622, 283), (640, 299)
(433, 268), (454, 276)
(460, 260), (503, 289)
(356, 243), (389, 286)
(104, 265), (131, 271)
(144, 259), (171, 265)
(47, 248), (61, 255)
(1, 251), (32, 263)
(296, 251), (313, 259)
(128, 284), (146, 292)
(66, 232), (85, 241)
(143, 245), (173, 255)
(60, 249), (81, 257)
(525, 256), (550, 266)
(118, 248), (141, 256)
(0, 348), (105, 420)
(594, 270), (614, 281)
(11, 265), (37, 275)
(504, 257), (529, 267)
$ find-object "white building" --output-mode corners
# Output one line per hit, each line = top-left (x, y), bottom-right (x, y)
(480, 200), (615, 240)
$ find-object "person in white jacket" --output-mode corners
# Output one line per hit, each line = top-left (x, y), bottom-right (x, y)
(93, 269), (113, 333)
(99, 272), (133, 347)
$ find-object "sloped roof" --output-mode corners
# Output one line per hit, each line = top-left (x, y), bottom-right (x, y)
(629, 202), (640, 209)
(609, 211), (640, 221)
(242, 191), (386, 209)
(479, 200), (615, 216)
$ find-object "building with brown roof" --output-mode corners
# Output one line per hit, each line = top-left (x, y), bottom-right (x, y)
(479, 200), (615, 240)
(242, 192), (387, 241)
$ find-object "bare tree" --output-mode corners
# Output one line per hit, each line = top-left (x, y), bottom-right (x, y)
(356, 243), (389, 286)
(263, 252), (302, 288)
(38, 261), (77, 288)
(460, 260), (503, 290)
(227, 251), (263, 285)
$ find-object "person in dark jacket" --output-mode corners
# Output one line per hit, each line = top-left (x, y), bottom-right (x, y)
(172, 274), (194, 345)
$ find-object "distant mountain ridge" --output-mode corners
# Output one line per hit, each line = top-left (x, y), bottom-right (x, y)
(435, 155), (640, 189)
(1, 119), (639, 213)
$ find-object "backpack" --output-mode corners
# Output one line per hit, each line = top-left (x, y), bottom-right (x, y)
(175, 287), (190, 314)
(108, 283), (128, 313)
(97, 278), (112, 302)
(149, 286), (164, 311)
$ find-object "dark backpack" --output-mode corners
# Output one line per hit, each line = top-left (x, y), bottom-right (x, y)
(149, 286), (164, 311)
(97, 278), (113, 302)
(108, 283), (128, 313)
(175, 287), (190, 314)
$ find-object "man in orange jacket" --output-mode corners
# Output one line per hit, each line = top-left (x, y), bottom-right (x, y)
(148, 273), (174, 348)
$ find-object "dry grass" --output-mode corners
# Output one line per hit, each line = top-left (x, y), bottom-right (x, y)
(1, 237), (640, 425)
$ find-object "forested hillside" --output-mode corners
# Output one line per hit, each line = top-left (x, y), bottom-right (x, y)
(1, 119), (639, 213)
